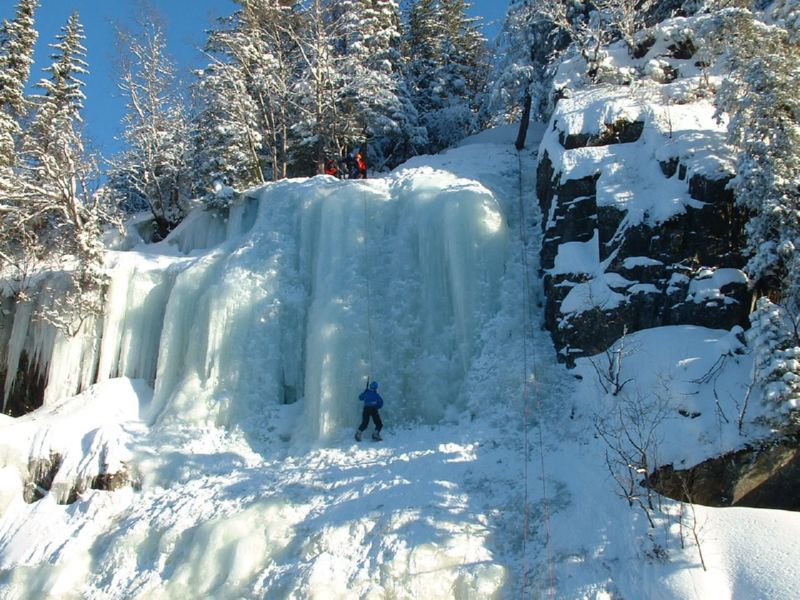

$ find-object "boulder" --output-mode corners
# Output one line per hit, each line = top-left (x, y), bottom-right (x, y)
(646, 432), (800, 510)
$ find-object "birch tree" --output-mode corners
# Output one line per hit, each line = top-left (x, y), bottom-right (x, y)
(109, 10), (190, 239)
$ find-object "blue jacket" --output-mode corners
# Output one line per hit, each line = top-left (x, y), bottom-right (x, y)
(359, 389), (384, 409)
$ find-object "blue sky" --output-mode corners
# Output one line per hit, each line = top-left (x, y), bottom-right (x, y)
(8, 1), (508, 157)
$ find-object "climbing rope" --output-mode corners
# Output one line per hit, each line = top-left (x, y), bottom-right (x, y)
(361, 185), (374, 379)
(516, 149), (555, 599)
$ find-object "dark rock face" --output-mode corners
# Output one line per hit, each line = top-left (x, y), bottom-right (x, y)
(559, 119), (645, 150)
(1, 351), (46, 417)
(538, 129), (750, 364)
(23, 454), (140, 505)
(23, 453), (63, 503)
(91, 464), (141, 495)
(646, 433), (800, 511)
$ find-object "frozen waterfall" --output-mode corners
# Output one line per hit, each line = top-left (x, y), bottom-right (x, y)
(3, 168), (508, 442)
(0, 128), (550, 600)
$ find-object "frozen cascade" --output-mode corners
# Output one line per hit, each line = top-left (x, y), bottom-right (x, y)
(2, 274), (99, 411)
(3, 169), (507, 441)
(0, 133), (534, 599)
(95, 253), (179, 385)
(146, 171), (507, 439)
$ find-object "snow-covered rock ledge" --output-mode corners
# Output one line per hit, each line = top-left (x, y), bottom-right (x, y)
(535, 17), (751, 364)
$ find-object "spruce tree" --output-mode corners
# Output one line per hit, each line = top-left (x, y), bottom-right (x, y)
(485, 0), (558, 125)
(749, 297), (800, 408)
(191, 60), (265, 199)
(24, 10), (90, 229)
(404, 0), (488, 153)
(195, 0), (300, 184)
(18, 12), (112, 332)
(707, 8), (800, 306)
(0, 0), (39, 180)
(336, 0), (425, 169)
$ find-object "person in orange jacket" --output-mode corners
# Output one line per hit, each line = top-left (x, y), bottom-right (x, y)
(355, 151), (367, 179)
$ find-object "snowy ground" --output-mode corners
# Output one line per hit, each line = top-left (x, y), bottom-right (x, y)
(1, 125), (799, 599)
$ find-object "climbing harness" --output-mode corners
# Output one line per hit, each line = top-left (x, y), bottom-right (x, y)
(516, 149), (555, 599)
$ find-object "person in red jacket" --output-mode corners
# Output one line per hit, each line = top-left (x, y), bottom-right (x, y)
(324, 158), (339, 178)
(355, 152), (367, 179)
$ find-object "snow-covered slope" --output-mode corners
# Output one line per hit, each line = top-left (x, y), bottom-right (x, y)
(1, 126), (799, 599)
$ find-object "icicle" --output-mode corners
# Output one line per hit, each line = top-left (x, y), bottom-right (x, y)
(97, 254), (176, 385)
(2, 300), (34, 412)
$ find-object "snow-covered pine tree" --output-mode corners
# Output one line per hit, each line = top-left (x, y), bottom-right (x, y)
(22, 10), (92, 241)
(195, 0), (300, 186)
(705, 7), (800, 306)
(109, 10), (190, 239)
(16, 12), (112, 332)
(484, 0), (557, 125)
(191, 59), (264, 200)
(334, 0), (425, 170)
(0, 0), (38, 184)
(403, 0), (488, 153)
(748, 297), (800, 409)
(288, 0), (343, 174)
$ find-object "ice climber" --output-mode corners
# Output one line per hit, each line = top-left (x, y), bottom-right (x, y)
(355, 380), (383, 441)
(324, 158), (339, 178)
(345, 150), (359, 179)
(355, 151), (367, 179)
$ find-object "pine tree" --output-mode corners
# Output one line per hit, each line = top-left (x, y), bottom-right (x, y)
(23, 10), (91, 234)
(335, 0), (425, 169)
(485, 0), (562, 125)
(16, 12), (114, 332)
(706, 8), (800, 306)
(749, 297), (800, 408)
(191, 59), (265, 198)
(0, 0), (39, 181)
(195, 0), (300, 185)
(404, 0), (488, 153)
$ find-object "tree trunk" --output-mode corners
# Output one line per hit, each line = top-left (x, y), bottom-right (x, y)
(515, 92), (533, 151)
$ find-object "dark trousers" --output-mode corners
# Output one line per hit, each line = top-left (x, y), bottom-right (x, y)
(359, 406), (382, 432)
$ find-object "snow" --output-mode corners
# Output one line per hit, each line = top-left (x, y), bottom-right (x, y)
(560, 273), (631, 314)
(0, 379), (146, 508)
(457, 122), (548, 148)
(541, 89), (728, 228)
(1, 124), (799, 599)
(623, 256), (664, 269)
(687, 268), (749, 304)
(552, 230), (600, 275)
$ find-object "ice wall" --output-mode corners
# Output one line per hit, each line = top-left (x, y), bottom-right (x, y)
(3, 169), (508, 441)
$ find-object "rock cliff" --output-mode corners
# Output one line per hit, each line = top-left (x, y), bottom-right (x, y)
(536, 28), (752, 365)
